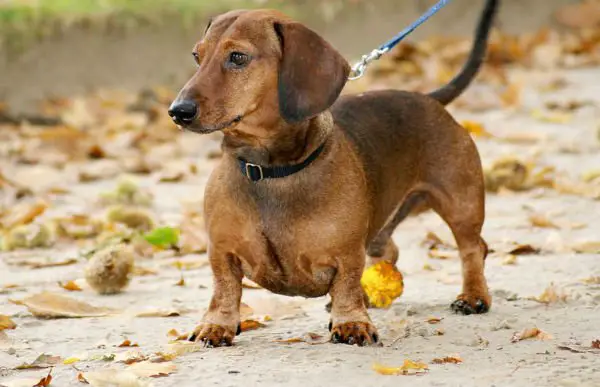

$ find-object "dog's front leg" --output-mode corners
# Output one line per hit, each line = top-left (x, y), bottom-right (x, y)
(328, 253), (379, 346)
(189, 249), (243, 347)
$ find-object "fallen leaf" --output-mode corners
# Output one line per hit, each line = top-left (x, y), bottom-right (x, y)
(15, 354), (61, 369)
(0, 199), (48, 229)
(12, 291), (116, 318)
(372, 359), (429, 375)
(33, 369), (53, 387)
(558, 341), (600, 354)
(77, 373), (88, 384)
(143, 226), (179, 249)
(570, 241), (600, 254)
(461, 120), (493, 137)
(162, 341), (204, 358)
(499, 82), (521, 107)
(427, 248), (456, 260)
(532, 283), (567, 304)
(58, 280), (83, 292)
(530, 108), (571, 124)
(507, 244), (540, 255)
(240, 302), (254, 319)
(0, 314), (17, 330)
(132, 266), (158, 276)
(82, 370), (151, 387)
(240, 319), (266, 332)
(431, 355), (463, 364)
(274, 332), (327, 345)
(135, 308), (185, 318)
(127, 361), (176, 378)
(425, 316), (443, 324)
(361, 261), (404, 308)
(433, 328), (445, 336)
(502, 255), (518, 265)
(529, 214), (559, 229)
(174, 275), (185, 287)
(16, 258), (78, 270)
(118, 339), (139, 348)
(581, 276), (600, 285)
(166, 329), (188, 341)
(114, 351), (147, 365)
(592, 340), (600, 349)
(511, 327), (553, 343)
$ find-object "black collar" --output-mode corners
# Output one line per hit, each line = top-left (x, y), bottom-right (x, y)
(238, 142), (326, 182)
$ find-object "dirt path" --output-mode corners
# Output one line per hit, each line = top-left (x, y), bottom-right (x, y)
(1, 66), (600, 386)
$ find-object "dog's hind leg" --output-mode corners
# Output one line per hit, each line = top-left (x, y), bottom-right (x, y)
(366, 192), (428, 266)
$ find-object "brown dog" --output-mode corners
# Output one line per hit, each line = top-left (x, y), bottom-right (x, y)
(168, 0), (499, 347)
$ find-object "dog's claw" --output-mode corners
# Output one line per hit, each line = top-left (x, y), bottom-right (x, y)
(188, 333), (197, 342)
(328, 321), (332, 332)
(371, 333), (379, 343)
(331, 332), (341, 343)
(236, 324), (242, 336)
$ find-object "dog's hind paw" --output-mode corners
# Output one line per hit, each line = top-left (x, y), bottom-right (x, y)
(188, 323), (240, 347)
(451, 294), (490, 315)
(330, 321), (379, 346)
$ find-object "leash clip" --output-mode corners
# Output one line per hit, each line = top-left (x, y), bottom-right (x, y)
(348, 48), (387, 80)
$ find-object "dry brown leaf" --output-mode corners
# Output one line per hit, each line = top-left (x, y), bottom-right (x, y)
(425, 316), (443, 324)
(431, 355), (463, 364)
(162, 341), (204, 358)
(240, 319), (267, 332)
(77, 373), (88, 384)
(532, 283), (567, 304)
(0, 314), (17, 330)
(19, 258), (78, 270)
(135, 308), (184, 318)
(81, 369), (150, 387)
(499, 82), (521, 107)
(114, 351), (148, 365)
(529, 214), (559, 229)
(274, 332), (327, 345)
(372, 359), (429, 375)
(592, 340), (600, 349)
(118, 339), (139, 348)
(166, 329), (188, 341)
(507, 244), (540, 255)
(15, 354), (62, 370)
(58, 280), (83, 292)
(428, 249), (455, 260)
(174, 275), (185, 287)
(0, 199), (48, 229)
(12, 291), (116, 318)
(33, 369), (53, 387)
(511, 327), (553, 343)
(570, 241), (600, 254)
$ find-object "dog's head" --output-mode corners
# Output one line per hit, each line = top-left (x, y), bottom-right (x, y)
(168, 10), (350, 136)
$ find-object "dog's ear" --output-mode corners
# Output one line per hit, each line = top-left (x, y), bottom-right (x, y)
(274, 21), (350, 123)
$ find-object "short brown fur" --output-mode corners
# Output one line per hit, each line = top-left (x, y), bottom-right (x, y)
(171, 2), (498, 347)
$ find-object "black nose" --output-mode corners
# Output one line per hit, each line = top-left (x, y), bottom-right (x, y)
(168, 100), (198, 124)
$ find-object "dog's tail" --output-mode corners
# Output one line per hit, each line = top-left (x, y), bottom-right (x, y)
(428, 0), (499, 105)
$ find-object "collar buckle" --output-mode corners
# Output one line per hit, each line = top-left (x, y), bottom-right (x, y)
(245, 163), (264, 181)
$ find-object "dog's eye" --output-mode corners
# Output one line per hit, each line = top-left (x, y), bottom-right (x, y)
(227, 52), (250, 68)
(192, 52), (200, 65)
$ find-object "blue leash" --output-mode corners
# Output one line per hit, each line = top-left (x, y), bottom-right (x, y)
(348, 0), (451, 80)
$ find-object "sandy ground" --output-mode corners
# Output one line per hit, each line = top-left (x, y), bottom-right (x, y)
(1, 66), (600, 387)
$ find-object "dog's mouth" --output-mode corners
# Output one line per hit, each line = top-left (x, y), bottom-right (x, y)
(180, 115), (243, 134)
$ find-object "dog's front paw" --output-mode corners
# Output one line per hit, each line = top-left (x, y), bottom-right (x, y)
(188, 323), (240, 347)
(451, 293), (491, 315)
(329, 321), (379, 346)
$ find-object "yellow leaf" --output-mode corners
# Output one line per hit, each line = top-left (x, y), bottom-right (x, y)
(372, 359), (429, 375)
(117, 339), (139, 348)
(461, 120), (493, 137)
(63, 357), (80, 365)
(361, 261), (404, 309)
(240, 319), (266, 332)
(570, 241), (600, 254)
(58, 280), (83, 292)
(174, 275), (185, 287)
(127, 361), (176, 378)
(0, 314), (17, 331)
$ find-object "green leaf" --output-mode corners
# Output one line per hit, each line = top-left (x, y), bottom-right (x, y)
(143, 227), (180, 248)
